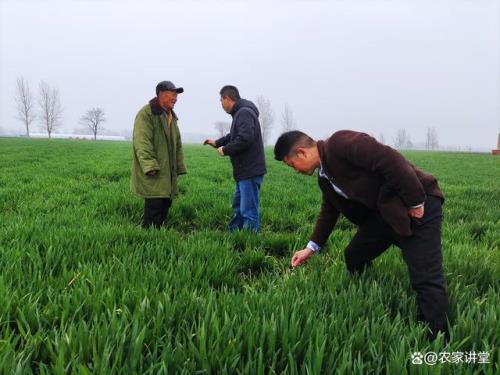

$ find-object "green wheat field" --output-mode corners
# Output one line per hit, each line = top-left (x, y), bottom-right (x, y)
(0, 138), (498, 374)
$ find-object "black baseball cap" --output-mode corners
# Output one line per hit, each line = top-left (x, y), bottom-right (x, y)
(156, 81), (184, 95)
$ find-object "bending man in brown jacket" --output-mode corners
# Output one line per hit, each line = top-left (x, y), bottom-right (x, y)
(274, 130), (451, 340)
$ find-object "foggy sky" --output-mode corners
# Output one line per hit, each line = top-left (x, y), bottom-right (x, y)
(1, 0), (499, 150)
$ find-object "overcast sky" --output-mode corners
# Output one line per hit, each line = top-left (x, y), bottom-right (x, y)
(1, 0), (499, 149)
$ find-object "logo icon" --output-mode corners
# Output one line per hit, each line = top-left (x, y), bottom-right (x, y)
(411, 352), (423, 365)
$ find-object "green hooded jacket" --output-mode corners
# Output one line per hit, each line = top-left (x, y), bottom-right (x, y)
(131, 97), (187, 198)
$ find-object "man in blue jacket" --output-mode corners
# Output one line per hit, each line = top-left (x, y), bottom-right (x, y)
(204, 85), (267, 232)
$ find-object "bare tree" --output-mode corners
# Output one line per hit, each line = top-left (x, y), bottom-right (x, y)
(80, 107), (106, 140)
(281, 104), (297, 132)
(38, 81), (62, 138)
(214, 121), (230, 138)
(425, 127), (439, 150)
(405, 138), (413, 149)
(378, 132), (386, 145)
(15, 77), (35, 136)
(255, 95), (274, 145)
(394, 128), (410, 149)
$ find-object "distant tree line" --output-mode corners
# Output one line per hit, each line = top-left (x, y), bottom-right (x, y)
(212, 96), (440, 151)
(390, 127), (439, 150)
(16, 76), (439, 148)
(14, 76), (106, 139)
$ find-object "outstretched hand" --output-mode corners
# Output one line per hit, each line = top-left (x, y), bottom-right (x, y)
(291, 248), (314, 268)
(408, 206), (424, 219)
(203, 139), (216, 148)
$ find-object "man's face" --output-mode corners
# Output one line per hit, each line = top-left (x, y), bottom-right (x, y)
(158, 90), (178, 111)
(220, 96), (234, 113)
(283, 149), (316, 176)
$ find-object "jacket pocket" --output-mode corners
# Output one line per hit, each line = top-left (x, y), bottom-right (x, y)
(377, 183), (412, 236)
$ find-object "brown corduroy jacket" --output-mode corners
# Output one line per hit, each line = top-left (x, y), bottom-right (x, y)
(310, 130), (444, 245)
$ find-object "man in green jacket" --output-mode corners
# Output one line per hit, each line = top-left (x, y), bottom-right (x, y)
(131, 81), (187, 228)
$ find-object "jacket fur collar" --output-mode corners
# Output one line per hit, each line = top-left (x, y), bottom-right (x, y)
(149, 97), (178, 119)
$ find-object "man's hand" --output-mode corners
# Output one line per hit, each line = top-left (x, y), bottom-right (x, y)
(291, 248), (314, 268)
(146, 170), (158, 176)
(408, 206), (424, 219)
(217, 146), (225, 156)
(203, 139), (216, 148)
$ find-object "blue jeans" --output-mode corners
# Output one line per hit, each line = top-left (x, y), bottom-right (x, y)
(228, 175), (264, 232)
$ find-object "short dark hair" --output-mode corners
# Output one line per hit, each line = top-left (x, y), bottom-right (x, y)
(274, 131), (316, 161)
(219, 85), (240, 101)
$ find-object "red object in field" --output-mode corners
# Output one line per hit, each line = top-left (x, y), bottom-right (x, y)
(493, 135), (500, 154)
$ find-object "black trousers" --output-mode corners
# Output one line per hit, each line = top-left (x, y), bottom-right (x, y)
(143, 198), (172, 229)
(344, 196), (451, 340)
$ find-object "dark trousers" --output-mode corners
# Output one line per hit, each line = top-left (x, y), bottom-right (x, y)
(143, 198), (172, 229)
(344, 196), (451, 340)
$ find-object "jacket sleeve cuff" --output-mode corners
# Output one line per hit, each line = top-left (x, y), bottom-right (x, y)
(306, 241), (321, 253)
(177, 163), (187, 175)
(221, 145), (232, 155)
(215, 137), (227, 148)
(143, 163), (160, 175)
